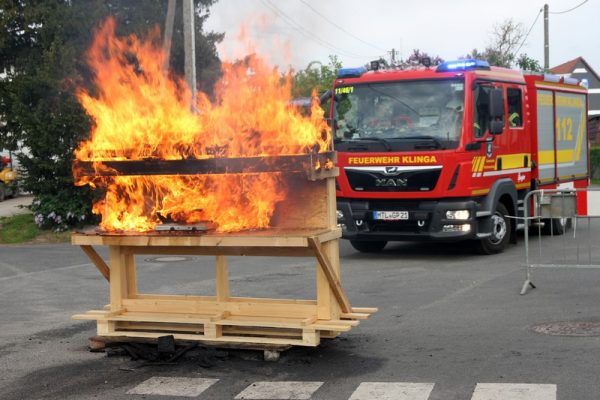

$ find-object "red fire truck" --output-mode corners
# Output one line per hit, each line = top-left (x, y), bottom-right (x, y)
(331, 59), (589, 254)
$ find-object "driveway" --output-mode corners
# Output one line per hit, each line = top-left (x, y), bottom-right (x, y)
(0, 195), (33, 217)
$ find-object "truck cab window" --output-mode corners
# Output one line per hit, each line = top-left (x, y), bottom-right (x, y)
(473, 85), (490, 138)
(507, 88), (523, 127)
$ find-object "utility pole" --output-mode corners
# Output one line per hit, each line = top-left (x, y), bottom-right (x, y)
(162, 0), (176, 72)
(182, 0), (197, 106)
(544, 3), (549, 71)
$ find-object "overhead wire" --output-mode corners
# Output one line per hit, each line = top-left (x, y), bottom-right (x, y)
(259, 0), (370, 60)
(297, 0), (386, 52)
(513, 7), (543, 58)
(550, 0), (588, 14)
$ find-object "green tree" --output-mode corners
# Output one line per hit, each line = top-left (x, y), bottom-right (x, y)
(292, 55), (342, 99)
(0, 0), (222, 230)
(516, 53), (543, 72)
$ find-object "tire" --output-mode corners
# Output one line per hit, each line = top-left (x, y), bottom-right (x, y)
(541, 218), (568, 236)
(350, 240), (387, 253)
(475, 202), (511, 255)
(0, 184), (5, 202)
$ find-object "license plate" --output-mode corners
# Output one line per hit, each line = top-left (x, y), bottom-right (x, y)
(373, 211), (409, 220)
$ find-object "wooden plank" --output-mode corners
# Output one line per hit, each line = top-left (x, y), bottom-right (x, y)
(72, 231), (332, 248)
(122, 296), (318, 318)
(308, 237), (351, 314)
(73, 151), (336, 178)
(125, 253), (137, 298)
(109, 312), (214, 324)
(309, 324), (352, 332)
(316, 228), (342, 244)
(108, 246), (128, 312)
(136, 294), (316, 306)
(340, 312), (371, 320)
(120, 246), (315, 257)
(352, 307), (379, 314)
(215, 255), (229, 301)
(80, 245), (110, 281)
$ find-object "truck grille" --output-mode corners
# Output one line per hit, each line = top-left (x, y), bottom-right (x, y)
(345, 166), (442, 192)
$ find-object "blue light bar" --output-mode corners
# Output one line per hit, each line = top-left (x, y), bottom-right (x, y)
(436, 59), (490, 72)
(337, 66), (367, 78)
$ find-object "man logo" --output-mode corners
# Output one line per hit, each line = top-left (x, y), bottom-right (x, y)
(375, 178), (408, 187)
(384, 166), (402, 175)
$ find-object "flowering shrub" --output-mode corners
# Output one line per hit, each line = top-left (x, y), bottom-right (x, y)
(30, 190), (99, 231)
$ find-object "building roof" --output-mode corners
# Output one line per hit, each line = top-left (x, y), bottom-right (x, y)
(550, 56), (600, 81)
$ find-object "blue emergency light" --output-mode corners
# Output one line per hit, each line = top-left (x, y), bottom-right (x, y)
(337, 66), (367, 78)
(436, 59), (490, 72)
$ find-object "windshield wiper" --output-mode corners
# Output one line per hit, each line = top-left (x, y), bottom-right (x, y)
(400, 135), (446, 150)
(352, 137), (393, 151)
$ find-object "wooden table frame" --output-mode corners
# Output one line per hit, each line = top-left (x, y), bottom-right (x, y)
(72, 229), (375, 347)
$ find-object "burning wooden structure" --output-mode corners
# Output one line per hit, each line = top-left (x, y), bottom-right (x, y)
(70, 19), (375, 349)
(72, 152), (376, 348)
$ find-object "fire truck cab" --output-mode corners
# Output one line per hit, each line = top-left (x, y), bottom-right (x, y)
(332, 59), (589, 254)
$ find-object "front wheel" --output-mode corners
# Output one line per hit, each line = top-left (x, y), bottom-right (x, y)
(350, 240), (387, 253)
(541, 218), (568, 236)
(475, 203), (511, 255)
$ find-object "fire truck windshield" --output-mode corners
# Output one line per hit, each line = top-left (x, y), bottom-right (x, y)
(334, 79), (465, 150)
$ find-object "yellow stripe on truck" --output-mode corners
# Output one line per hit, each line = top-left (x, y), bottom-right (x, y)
(538, 149), (581, 164)
(497, 153), (530, 170)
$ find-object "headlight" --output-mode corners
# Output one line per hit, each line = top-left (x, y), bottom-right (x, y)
(336, 210), (344, 220)
(446, 209), (470, 220)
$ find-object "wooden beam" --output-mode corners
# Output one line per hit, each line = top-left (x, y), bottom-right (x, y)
(73, 151), (336, 178)
(307, 237), (351, 314)
(80, 245), (110, 281)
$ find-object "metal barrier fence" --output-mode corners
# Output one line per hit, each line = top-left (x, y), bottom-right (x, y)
(520, 188), (600, 295)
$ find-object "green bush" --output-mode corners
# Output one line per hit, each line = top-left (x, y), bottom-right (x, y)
(591, 147), (600, 180)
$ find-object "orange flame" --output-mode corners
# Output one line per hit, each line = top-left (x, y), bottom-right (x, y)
(74, 19), (331, 233)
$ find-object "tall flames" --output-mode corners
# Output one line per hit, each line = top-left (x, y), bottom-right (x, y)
(74, 19), (331, 233)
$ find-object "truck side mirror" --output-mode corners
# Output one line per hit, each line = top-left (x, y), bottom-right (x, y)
(489, 119), (504, 135)
(488, 88), (504, 135)
(489, 88), (504, 118)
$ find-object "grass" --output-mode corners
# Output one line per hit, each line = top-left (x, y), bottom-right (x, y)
(0, 213), (71, 244)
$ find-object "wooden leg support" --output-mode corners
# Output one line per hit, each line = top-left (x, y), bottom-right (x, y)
(308, 237), (351, 314)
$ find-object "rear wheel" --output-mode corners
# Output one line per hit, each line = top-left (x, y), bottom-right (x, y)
(0, 183), (6, 202)
(476, 202), (511, 255)
(350, 240), (387, 253)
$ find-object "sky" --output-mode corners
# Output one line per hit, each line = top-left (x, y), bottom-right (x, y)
(204, 0), (600, 73)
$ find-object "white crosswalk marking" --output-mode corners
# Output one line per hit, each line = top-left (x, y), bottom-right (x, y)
(348, 382), (435, 400)
(235, 381), (324, 399)
(127, 376), (219, 397)
(471, 383), (557, 400)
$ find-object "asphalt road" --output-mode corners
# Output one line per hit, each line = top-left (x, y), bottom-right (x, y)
(1, 231), (600, 400)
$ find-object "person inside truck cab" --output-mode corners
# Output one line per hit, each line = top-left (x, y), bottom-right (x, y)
(507, 88), (522, 127)
(437, 96), (464, 139)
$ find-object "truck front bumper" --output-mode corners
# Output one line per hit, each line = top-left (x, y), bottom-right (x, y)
(337, 198), (492, 242)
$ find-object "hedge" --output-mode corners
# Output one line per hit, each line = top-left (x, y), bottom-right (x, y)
(592, 147), (600, 180)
